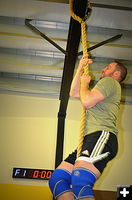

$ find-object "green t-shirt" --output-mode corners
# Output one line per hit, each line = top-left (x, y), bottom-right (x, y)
(85, 77), (121, 135)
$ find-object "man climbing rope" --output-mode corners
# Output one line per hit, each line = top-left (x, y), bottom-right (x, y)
(49, 55), (127, 200)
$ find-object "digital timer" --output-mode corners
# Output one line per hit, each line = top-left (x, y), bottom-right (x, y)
(12, 168), (53, 180)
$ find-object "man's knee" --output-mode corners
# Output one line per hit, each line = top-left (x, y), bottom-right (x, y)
(49, 168), (71, 199)
(71, 168), (97, 199)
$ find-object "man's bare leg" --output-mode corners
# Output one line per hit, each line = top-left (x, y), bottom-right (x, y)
(73, 160), (101, 177)
(57, 161), (74, 173)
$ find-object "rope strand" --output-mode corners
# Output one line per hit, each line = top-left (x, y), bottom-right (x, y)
(69, 0), (91, 157)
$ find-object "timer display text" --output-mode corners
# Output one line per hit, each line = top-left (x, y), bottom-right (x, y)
(12, 168), (53, 180)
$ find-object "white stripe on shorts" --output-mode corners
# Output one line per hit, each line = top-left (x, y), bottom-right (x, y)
(76, 131), (110, 164)
(90, 130), (110, 158)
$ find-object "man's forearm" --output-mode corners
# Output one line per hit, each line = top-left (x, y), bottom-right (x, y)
(70, 69), (82, 98)
(80, 83), (91, 108)
(70, 55), (92, 98)
(80, 81), (105, 109)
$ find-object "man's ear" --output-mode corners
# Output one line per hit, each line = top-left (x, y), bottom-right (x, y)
(113, 70), (121, 81)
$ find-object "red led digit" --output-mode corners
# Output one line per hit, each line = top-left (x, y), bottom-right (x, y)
(40, 171), (46, 178)
(46, 171), (52, 179)
(33, 170), (39, 178)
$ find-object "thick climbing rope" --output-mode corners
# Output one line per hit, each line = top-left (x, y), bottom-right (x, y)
(69, 0), (92, 158)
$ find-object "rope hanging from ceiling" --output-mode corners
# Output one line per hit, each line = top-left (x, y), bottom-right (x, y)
(69, 0), (92, 158)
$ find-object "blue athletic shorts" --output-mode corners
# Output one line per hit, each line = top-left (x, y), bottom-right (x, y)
(64, 130), (118, 173)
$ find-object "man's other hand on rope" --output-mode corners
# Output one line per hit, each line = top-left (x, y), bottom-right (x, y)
(77, 54), (93, 74)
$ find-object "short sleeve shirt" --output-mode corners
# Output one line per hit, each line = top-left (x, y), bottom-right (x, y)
(85, 77), (121, 135)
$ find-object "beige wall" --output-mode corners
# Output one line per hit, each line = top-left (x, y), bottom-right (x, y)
(0, 93), (131, 192)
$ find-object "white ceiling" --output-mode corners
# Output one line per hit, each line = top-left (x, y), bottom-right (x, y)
(0, 0), (132, 101)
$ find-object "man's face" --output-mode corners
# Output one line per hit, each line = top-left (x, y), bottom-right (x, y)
(100, 62), (117, 79)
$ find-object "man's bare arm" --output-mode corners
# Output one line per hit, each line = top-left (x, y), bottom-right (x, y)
(80, 74), (104, 109)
